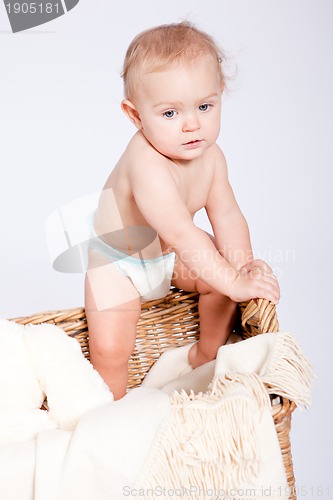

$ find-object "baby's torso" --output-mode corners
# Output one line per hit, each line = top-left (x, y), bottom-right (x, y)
(94, 132), (215, 258)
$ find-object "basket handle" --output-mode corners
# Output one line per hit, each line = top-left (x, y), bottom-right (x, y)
(240, 298), (279, 336)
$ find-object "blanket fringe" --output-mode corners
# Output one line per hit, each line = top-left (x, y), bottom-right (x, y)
(263, 332), (314, 409)
(209, 372), (271, 412)
(139, 374), (269, 494)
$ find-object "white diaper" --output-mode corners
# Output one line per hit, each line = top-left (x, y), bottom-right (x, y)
(88, 219), (175, 302)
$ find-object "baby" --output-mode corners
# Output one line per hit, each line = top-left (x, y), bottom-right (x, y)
(85, 22), (280, 399)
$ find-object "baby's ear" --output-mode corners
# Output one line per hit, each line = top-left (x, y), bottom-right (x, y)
(121, 99), (142, 129)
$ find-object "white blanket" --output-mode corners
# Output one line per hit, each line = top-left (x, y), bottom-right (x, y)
(0, 388), (171, 500)
(0, 331), (313, 500)
(138, 332), (313, 499)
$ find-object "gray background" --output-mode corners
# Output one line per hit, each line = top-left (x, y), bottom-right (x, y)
(1, 0), (332, 495)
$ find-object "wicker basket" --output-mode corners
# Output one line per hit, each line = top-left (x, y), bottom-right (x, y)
(12, 288), (296, 499)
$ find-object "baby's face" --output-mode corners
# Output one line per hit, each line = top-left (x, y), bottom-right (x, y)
(132, 56), (222, 162)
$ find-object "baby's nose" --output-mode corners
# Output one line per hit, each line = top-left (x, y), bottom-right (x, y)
(182, 114), (200, 132)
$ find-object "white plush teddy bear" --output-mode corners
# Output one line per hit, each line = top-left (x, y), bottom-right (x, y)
(0, 319), (113, 445)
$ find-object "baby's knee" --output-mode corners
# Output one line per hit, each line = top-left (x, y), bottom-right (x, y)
(91, 338), (134, 367)
(89, 316), (139, 365)
(196, 279), (220, 296)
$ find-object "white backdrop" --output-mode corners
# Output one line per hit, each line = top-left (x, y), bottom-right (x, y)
(1, 0), (332, 496)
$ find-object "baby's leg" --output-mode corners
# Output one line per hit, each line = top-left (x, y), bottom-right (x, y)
(85, 251), (141, 400)
(191, 281), (237, 367)
(172, 256), (237, 368)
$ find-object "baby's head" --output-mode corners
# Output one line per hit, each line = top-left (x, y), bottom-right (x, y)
(122, 21), (225, 101)
(121, 22), (226, 161)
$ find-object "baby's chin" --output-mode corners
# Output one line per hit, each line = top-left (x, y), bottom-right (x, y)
(152, 143), (209, 162)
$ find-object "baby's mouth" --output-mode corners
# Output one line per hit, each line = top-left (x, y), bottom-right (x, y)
(183, 139), (202, 149)
(183, 140), (201, 145)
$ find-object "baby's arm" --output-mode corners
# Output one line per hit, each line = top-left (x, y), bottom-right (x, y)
(206, 147), (253, 270)
(206, 147), (279, 300)
(129, 150), (279, 304)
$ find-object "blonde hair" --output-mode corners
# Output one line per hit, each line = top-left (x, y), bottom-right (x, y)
(121, 21), (226, 99)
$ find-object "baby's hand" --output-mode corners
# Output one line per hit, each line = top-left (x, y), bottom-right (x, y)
(229, 259), (280, 304)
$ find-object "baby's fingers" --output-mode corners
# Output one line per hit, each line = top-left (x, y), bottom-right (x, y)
(241, 259), (273, 275)
(250, 266), (280, 296)
(253, 259), (273, 274)
(254, 277), (280, 304)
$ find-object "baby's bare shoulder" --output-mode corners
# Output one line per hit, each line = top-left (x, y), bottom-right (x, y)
(209, 143), (227, 169)
(201, 144), (228, 188)
(125, 132), (172, 176)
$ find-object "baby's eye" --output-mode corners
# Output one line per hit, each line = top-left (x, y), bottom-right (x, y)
(163, 110), (177, 118)
(198, 104), (211, 112)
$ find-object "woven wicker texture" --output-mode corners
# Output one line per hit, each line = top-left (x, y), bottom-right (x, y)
(13, 289), (296, 499)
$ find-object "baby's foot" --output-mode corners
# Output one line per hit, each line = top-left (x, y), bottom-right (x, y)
(188, 343), (218, 369)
